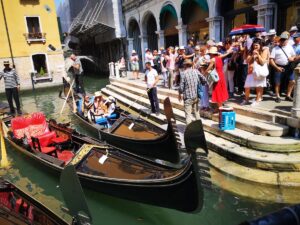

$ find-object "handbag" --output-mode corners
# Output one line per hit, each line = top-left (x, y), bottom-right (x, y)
(253, 61), (269, 80)
(207, 68), (219, 83)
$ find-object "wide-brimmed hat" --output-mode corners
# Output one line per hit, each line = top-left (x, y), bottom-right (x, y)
(280, 33), (289, 40)
(207, 40), (216, 46)
(94, 91), (102, 98)
(208, 46), (219, 55)
(183, 59), (193, 65)
(290, 26), (298, 32)
(3, 61), (10, 65)
(267, 29), (276, 36)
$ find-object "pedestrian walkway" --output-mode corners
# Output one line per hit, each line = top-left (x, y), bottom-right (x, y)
(101, 74), (300, 202)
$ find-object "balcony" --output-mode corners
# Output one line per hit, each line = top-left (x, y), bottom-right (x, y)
(23, 32), (46, 44)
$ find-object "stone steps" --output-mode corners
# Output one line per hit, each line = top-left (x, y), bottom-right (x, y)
(101, 87), (300, 172)
(110, 77), (289, 125)
(110, 79), (289, 137)
(107, 82), (289, 137)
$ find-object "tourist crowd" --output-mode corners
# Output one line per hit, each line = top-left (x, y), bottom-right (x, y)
(129, 26), (300, 124)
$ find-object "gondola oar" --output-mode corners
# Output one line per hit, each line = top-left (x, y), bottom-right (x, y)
(0, 120), (9, 168)
(60, 164), (92, 225)
(60, 79), (75, 115)
(128, 88), (152, 130)
(184, 120), (212, 191)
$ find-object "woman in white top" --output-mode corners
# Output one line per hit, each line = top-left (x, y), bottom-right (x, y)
(145, 49), (154, 67)
(242, 38), (270, 106)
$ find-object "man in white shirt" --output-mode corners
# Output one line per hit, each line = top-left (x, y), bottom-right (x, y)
(270, 33), (296, 103)
(145, 49), (154, 67)
(145, 62), (160, 115)
(288, 26), (298, 46)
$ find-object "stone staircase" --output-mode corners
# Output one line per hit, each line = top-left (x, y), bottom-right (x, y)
(101, 77), (300, 195)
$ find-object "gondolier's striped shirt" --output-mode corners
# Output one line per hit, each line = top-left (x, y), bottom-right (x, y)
(0, 68), (20, 89)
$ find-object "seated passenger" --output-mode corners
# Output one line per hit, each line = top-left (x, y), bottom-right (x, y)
(104, 96), (116, 117)
(88, 91), (108, 123)
(82, 95), (93, 117)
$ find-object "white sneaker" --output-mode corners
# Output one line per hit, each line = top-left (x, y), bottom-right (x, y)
(240, 100), (249, 106)
(251, 101), (259, 107)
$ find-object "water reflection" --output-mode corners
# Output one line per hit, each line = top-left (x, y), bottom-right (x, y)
(0, 75), (289, 224)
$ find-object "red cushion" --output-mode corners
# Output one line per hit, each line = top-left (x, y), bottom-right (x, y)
(57, 151), (74, 163)
(37, 131), (56, 147)
(40, 146), (56, 154)
(52, 136), (68, 143)
(0, 192), (12, 209)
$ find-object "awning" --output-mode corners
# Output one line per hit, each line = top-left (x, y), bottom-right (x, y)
(159, 4), (178, 29)
(181, 0), (209, 24)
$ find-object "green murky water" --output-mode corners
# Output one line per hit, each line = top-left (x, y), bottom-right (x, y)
(0, 75), (286, 225)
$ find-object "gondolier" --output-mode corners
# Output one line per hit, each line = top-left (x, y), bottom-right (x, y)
(70, 54), (85, 95)
(145, 62), (160, 116)
(0, 61), (22, 115)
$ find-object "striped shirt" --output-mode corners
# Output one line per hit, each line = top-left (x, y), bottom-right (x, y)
(0, 68), (20, 89)
(179, 68), (207, 100)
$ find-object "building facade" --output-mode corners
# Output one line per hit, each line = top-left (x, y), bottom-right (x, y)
(123, 0), (300, 65)
(0, 0), (65, 90)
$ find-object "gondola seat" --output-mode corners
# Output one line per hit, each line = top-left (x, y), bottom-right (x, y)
(51, 136), (69, 144)
(31, 135), (57, 157)
(57, 151), (74, 163)
(11, 116), (31, 140)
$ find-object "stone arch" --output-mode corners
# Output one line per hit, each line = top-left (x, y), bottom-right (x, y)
(127, 18), (142, 69)
(159, 3), (179, 47)
(180, 0), (209, 43)
(141, 11), (158, 51)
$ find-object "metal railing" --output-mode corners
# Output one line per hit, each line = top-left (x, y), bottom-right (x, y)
(23, 32), (46, 44)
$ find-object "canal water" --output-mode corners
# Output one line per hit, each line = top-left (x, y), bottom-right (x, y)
(0, 75), (286, 225)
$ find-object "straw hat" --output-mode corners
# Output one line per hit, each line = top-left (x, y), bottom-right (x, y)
(290, 26), (298, 32)
(94, 91), (102, 98)
(267, 29), (276, 36)
(208, 47), (219, 55)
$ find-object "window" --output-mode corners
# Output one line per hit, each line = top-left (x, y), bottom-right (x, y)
(32, 54), (48, 76)
(26, 17), (41, 34)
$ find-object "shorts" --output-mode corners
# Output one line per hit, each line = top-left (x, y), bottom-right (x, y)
(131, 63), (139, 71)
(274, 65), (294, 85)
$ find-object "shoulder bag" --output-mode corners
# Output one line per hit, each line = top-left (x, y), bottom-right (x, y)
(253, 61), (269, 80)
(207, 68), (219, 83)
(279, 46), (297, 71)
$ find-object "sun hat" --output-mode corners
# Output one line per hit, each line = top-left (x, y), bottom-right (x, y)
(290, 26), (299, 32)
(280, 33), (289, 40)
(132, 50), (136, 54)
(208, 46), (219, 55)
(179, 46), (185, 50)
(207, 40), (216, 46)
(94, 91), (102, 98)
(267, 29), (276, 36)
(183, 59), (193, 65)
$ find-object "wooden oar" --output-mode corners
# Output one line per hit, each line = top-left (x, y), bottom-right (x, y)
(60, 164), (92, 224)
(0, 120), (10, 168)
(70, 86), (77, 113)
(184, 120), (212, 212)
(60, 79), (75, 115)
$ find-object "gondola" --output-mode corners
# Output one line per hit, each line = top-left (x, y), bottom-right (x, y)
(61, 77), (180, 164)
(2, 109), (206, 213)
(0, 165), (92, 225)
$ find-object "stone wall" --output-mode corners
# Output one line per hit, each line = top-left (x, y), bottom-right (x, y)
(0, 53), (66, 93)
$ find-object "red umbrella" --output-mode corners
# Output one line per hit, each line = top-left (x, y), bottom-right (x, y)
(229, 24), (266, 36)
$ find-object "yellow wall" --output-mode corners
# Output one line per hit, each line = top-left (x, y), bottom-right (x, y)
(0, 0), (62, 58)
